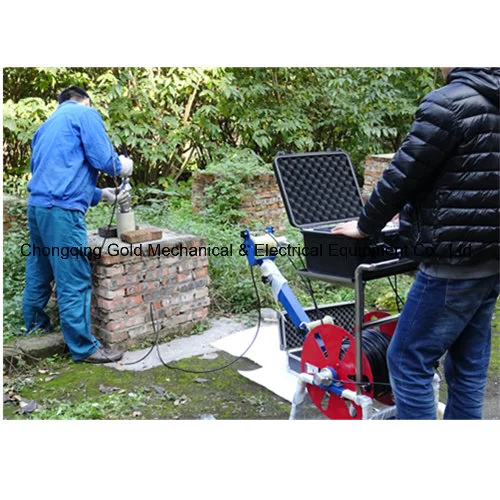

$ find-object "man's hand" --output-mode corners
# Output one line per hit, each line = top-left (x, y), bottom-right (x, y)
(119, 155), (133, 177)
(330, 220), (366, 238)
(101, 187), (131, 206)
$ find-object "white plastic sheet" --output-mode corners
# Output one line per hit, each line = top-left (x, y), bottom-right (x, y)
(211, 324), (298, 402)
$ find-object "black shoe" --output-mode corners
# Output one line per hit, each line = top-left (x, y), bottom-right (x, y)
(80, 347), (123, 364)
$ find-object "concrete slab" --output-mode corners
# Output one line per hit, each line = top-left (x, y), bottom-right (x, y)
(3, 332), (66, 362)
(106, 317), (247, 372)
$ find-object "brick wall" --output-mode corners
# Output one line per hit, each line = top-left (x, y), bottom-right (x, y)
(192, 171), (287, 233)
(362, 153), (394, 201)
(88, 227), (210, 348)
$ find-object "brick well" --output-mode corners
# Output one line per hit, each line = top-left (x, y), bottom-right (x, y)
(87, 226), (210, 348)
(191, 171), (287, 233)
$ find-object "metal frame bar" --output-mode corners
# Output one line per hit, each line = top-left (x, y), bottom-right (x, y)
(354, 259), (402, 394)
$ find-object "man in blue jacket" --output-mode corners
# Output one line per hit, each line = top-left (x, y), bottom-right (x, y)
(332, 68), (499, 419)
(22, 86), (134, 363)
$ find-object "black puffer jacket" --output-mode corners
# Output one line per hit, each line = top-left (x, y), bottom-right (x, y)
(358, 67), (500, 265)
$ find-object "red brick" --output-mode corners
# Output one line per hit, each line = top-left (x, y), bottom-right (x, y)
(125, 281), (157, 296)
(93, 326), (129, 344)
(126, 261), (147, 274)
(95, 253), (131, 266)
(121, 228), (163, 244)
(146, 258), (161, 270)
(94, 287), (125, 299)
(161, 265), (177, 276)
(194, 267), (208, 279)
(175, 273), (190, 283)
(127, 324), (151, 339)
(145, 269), (162, 281)
(99, 276), (127, 290)
(94, 264), (125, 278)
(143, 289), (169, 302)
(107, 314), (145, 332)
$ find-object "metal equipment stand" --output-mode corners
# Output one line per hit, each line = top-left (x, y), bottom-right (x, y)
(299, 258), (417, 396)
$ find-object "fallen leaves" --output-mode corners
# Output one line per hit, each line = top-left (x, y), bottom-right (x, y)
(3, 389), (39, 415)
(174, 394), (188, 406)
(35, 370), (60, 383)
(17, 399), (38, 414)
(151, 384), (166, 395)
(99, 385), (120, 395)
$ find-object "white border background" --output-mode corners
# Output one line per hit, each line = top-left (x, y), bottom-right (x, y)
(2, 2), (499, 499)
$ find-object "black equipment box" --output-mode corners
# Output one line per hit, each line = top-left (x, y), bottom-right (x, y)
(279, 301), (356, 371)
(279, 301), (356, 350)
(273, 150), (406, 280)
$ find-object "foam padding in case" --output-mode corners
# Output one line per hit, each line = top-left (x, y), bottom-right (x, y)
(273, 150), (363, 228)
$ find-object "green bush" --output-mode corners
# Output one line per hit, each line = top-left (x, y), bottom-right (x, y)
(201, 148), (271, 224)
(3, 97), (56, 179)
(3, 208), (30, 341)
(3, 67), (441, 188)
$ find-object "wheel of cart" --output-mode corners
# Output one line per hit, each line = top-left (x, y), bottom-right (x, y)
(287, 259), (446, 420)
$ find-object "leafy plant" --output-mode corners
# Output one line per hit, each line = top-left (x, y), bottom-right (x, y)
(201, 148), (271, 224)
(3, 202), (30, 341)
(3, 67), (439, 188)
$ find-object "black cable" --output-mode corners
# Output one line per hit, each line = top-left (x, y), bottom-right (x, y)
(151, 265), (263, 374)
(386, 275), (405, 312)
(92, 178), (160, 366)
(119, 321), (159, 366)
(90, 145), (263, 370)
(337, 328), (393, 393)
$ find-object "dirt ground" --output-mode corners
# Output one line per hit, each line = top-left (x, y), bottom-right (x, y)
(3, 324), (499, 420)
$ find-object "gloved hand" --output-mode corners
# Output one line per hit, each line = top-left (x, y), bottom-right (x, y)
(119, 155), (134, 177)
(101, 187), (131, 206)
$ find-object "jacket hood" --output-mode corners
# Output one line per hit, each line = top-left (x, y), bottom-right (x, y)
(448, 67), (500, 106)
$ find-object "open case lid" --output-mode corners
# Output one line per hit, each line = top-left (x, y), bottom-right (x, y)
(273, 150), (364, 228)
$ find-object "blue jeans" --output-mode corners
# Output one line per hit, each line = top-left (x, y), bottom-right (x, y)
(387, 271), (499, 420)
(22, 206), (101, 361)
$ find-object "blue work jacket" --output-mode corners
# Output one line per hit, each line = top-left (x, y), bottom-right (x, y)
(27, 100), (122, 213)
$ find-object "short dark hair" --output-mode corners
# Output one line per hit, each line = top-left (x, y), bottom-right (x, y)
(58, 86), (92, 105)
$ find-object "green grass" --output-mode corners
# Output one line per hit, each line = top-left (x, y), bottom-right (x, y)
(3, 352), (290, 420)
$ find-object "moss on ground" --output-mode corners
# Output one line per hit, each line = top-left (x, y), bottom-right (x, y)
(488, 300), (500, 376)
(489, 330), (500, 376)
(4, 301), (499, 420)
(3, 352), (291, 420)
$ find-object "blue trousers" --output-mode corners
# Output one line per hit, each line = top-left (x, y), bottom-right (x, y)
(22, 206), (101, 361)
(387, 271), (499, 419)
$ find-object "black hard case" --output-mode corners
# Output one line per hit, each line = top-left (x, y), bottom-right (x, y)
(273, 150), (401, 280)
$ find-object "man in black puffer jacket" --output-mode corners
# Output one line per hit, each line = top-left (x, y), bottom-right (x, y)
(332, 67), (499, 419)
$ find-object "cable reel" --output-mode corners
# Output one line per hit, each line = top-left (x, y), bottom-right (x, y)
(300, 312), (397, 420)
